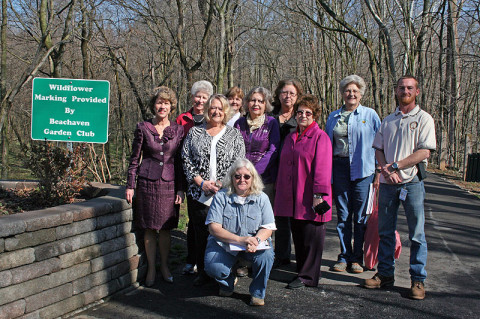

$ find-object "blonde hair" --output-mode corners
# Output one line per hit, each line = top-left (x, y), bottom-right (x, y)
(204, 94), (231, 125)
(223, 158), (264, 196)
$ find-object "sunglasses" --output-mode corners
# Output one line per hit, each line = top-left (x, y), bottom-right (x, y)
(234, 174), (251, 180)
(296, 110), (313, 117)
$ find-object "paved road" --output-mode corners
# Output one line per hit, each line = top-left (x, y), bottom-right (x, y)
(74, 173), (480, 319)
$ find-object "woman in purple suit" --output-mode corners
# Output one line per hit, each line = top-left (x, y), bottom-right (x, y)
(126, 86), (185, 286)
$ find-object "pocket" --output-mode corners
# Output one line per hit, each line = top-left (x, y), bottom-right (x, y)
(223, 211), (236, 232)
(246, 212), (260, 234)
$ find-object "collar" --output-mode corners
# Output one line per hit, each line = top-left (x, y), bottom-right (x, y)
(334, 104), (364, 117)
(395, 105), (421, 117)
(227, 192), (257, 205)
(144, 119), (160, 136)
(296, 121), (317, 141)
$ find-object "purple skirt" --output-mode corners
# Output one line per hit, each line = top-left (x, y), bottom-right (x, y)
(134, 177), (179, 230)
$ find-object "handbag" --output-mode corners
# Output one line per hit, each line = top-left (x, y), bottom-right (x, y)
(364, 187), (402, 270)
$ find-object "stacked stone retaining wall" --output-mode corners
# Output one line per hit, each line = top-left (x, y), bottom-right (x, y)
(0, 182), (144, 319)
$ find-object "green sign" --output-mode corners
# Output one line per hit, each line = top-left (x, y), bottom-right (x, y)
(31, 78), (110, 143)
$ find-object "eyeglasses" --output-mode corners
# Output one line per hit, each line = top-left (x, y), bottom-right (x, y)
(281, 91), (297, 97)
(296, 110), (313, 117)
(249, 99), (265, 104)
(344, 89), (359, 94)
(234, 174), (251, 180)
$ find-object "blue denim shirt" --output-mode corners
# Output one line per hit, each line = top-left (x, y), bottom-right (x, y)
(205, 189), (275, 255)
(325, 105), (381, 180)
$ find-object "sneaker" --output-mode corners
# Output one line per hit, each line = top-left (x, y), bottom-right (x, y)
(182, 264), (195, 275)
(250, 296), (265, 306)
(236, 266), (249, 277)
(409, 281), (425, 300)
(363, 273), (395, 289)
(332, 262), (347, 272)
(349, 262), (364, 274)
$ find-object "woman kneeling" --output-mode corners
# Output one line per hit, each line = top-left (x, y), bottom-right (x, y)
(204, 158), (276, 306)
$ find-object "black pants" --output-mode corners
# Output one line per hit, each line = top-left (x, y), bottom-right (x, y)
(187, 196), (210, 275)
(291, 219), (326, 287)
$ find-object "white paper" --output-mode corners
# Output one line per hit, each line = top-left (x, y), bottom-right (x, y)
(366, 184), (375, 215)
(197, 191), (213, 206)
(229, 241), (272, 251)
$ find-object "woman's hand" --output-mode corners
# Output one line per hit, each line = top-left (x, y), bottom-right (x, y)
(313, 197), (323, 208)
(125, 189), (134, 204)
(175, 191), (185, 204)
(240, 236), (259, 253)
(202, 180), (220, 195)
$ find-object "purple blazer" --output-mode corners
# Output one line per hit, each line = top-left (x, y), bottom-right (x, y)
(274, 123), (332, 223)
(126, 120), (184, 190)
(234, 115), (280, 184)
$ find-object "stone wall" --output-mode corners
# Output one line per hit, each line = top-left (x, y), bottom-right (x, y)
(0, 183), (145, 319)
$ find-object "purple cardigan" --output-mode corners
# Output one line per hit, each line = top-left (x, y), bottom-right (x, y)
(234, 115), (280, 184)
(274, 124), (332, 223)
(126, 120), (184, 191)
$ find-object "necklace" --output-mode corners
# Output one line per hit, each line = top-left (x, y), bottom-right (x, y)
(279, 109), (293, 122)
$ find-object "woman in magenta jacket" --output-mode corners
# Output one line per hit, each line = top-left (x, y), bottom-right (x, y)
(274, 94), (332, 289)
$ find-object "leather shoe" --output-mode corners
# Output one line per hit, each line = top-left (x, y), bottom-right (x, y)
(363, 273), (395, 289)
(409, 281), (425, 300)
(287, 277), (305, 289)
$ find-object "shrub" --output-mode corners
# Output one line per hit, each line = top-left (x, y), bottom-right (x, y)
(27, 141), (88, 206)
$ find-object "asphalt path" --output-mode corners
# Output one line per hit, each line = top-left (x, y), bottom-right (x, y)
(74, 173), (480, 319)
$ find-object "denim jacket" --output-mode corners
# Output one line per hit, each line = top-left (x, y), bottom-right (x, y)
(325, 105), (381, 180)
(205, 189), (275, 254)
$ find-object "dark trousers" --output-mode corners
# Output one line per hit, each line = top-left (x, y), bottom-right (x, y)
(187, 196), (210, 275)
(274, 216), (292, 262)
(185, 208), (196, 265)
(291, 219), (326, 287)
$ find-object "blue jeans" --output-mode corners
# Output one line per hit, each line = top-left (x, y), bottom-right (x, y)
(333, 157), (373, 264)
(377, 176), (427, 282)
(204, 238), (274, 299)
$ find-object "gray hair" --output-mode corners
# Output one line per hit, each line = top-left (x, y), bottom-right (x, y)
(243, 87), (273, 114)
(339, 75), (366, 96)
(204, 94), (232, 125)
(223, 158), (264, 196)
(191, 80), (214, 97)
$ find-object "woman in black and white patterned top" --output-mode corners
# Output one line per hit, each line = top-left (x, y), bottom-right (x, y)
(182, 94), (246, 286)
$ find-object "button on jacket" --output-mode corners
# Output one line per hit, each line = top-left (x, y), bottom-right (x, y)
(325, 105), (381, 180)
(126, 120), (184, 190)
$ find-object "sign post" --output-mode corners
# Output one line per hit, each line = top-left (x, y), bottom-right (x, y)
(31, 78), (110, 143)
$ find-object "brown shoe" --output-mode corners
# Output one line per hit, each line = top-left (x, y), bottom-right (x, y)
(409, 281), (425, 300)
(363, 273), (395, 289)
(250, 296), (265, 306)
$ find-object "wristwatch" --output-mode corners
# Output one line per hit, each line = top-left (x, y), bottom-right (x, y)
(313, 193), (323, 199)
(391, 162), (399, 171)
(255, 236), (261, 244)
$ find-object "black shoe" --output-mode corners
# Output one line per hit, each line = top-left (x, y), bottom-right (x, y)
(287, 277), (305, 289)
(273, 258), (291, 269)
(193, 273), (211, 286)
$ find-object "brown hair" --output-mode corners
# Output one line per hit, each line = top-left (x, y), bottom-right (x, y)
(272, 79), (304, 113)
(149, 86), (177, 114)
(294, 94), (321, 119)
(225, 86), (245, 100)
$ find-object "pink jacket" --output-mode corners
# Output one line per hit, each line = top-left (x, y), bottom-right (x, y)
(274, 124), (333, 223)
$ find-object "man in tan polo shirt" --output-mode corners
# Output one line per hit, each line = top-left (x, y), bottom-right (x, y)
(364, 76), (436, 300)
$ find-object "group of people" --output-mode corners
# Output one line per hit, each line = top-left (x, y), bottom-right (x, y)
(126, 74), (436, 305)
